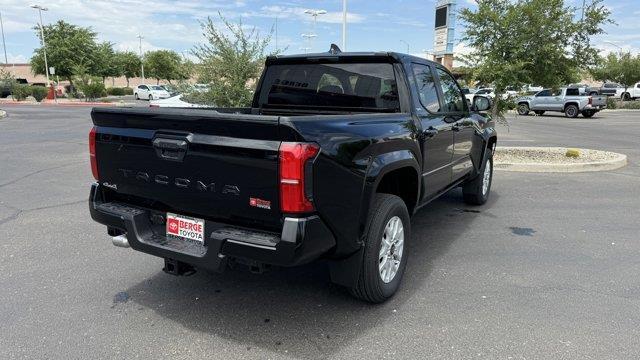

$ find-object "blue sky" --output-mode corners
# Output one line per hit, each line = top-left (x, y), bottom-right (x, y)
(0, 0), (637, 64)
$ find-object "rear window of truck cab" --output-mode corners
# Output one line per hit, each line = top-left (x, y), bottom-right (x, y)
(258, 62), (400, 112)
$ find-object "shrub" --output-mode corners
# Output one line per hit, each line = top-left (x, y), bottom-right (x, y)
(619, 100), (640, 110)
(11, 84), (31, 101)
(78, 79), (107, 100)
(123, 87), (134, 95)
(30, 86), (49, 102)
(606, 96), (617, 109)
(106, 87), (126, 96)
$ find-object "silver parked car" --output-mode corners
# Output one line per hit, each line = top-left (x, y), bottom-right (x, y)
(516, 88), (607, 118)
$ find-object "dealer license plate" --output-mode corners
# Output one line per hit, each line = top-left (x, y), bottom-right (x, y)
(166, 213), (205, 244)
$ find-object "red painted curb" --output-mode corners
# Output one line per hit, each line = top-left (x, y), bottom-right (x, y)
(0, 101), (118, 107)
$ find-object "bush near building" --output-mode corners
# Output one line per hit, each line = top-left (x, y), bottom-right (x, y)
(11, 84), (31, 101)
(29, 86), (48, 102)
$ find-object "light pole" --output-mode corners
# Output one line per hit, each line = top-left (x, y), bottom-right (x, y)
(137, 34), (145, 83)
(342, 0), (347, 51)
(304, 9), (326, 51)
(300, 47), (311, 54)
(301, 34), (316, 53)
(604, 41), (623, 53)
(31, 4), (50, 86)
(400, 40), (410, 54)
(0, 11), (8, 64)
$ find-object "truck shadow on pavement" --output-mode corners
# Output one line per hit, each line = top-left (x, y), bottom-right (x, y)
(124, 188), (500, 358)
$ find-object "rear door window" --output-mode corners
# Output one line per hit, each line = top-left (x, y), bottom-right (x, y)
(566, 88), (580, 96)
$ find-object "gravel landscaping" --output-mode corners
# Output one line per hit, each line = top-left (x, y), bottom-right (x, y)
(495, 147), (620, 164)
(493, 146), (627, 172)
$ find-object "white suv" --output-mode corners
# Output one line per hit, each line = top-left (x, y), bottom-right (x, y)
(134, 84), (170, 100)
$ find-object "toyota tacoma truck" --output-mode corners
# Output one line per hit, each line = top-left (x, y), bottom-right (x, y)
(89, 48), (497, 303)
(516, 87), (606, 118)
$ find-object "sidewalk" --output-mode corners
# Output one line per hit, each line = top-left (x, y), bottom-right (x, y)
(0, 98), (132, 107)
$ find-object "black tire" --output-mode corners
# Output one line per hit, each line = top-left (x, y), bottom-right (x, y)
(582, 110), (595, 118)
(534, 110), (545, 116)
(517, 103), (529, 116)
(351, 194), (410, 303)
(134, 93), (139, 100)
(622, 93), (630, 101)
(564, 104), (579, 118)
(149, 94), (153, 101)
(463, 151), (493, 205)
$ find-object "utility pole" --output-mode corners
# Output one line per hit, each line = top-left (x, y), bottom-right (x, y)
(137, 34), (145, 83)
(304, 9), (326, 52)
(0, 11), (8, 64)
(342, 0), (347, 50)
(275, 16), (278, 53)
(31, 5), (50, 86)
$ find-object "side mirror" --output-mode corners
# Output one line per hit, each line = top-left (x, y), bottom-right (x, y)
(473, 95), (492, 112)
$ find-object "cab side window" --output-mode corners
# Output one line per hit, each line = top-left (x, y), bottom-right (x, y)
(436, 68), (465, 112)
(411, 64), (440, 113)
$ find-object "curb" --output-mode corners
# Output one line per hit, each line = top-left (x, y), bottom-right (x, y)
(0, 101), (122, 107)
(494, 147), (628, 173)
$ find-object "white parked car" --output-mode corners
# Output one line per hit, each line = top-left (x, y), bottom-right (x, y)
(621, 82), (640, 101)
(134, 84), (171, 100)
(149, 94), (213, 108)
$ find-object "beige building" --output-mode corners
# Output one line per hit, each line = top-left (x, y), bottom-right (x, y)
(1, 63), (155, 88)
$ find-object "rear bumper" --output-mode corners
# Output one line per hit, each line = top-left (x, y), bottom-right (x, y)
(89, 183), (336, 272)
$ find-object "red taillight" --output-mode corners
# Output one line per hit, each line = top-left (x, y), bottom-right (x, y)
(279, 142), (319, 213)
(89, 126), (99, 180)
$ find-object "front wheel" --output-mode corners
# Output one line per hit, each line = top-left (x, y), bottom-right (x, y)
(517, 103), (530, 116)
(148, 94), (153, 101)
(622, 93), (631, 101)
(134, 93), (139, 100)
(463, 152), (493, 205)
(565, 104), (579, 118)
(351, 194), (410, 303)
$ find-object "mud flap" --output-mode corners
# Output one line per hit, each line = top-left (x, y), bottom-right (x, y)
(328, 247), (365, 288)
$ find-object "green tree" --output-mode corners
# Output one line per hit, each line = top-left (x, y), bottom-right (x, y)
(190, 13), (274, 107)
(459, 0), (612, 118)
(92, 42), (122, 85)
(590, 52), (640, 98)
(144, 50), (182, 84)
(114, 51), (142, 87)
(30, 20), (98, 83)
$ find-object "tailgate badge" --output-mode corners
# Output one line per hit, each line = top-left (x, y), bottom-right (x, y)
(249, 197), (271, 210)
(102, 182), (118, 190)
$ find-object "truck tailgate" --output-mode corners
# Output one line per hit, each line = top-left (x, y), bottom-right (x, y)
(91, 107), (283, 230)
(591, 95), (607, 107)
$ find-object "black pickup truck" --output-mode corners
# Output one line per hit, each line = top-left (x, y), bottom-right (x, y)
(89, 49), (497, 302)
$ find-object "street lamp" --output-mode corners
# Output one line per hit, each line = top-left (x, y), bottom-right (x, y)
(342, 0), (347, 51)
(300, 47), (312, 54)
(604, 41), (623, 53)
(137, 34), (145, 83)
(304, 9), (326, 51)
(302, 33), (317, 53)
(31, 4), (50, 86)
(400, 40), (410, 54)
(0, 11), (8, 64)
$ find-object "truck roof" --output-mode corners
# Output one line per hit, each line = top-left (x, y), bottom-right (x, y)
(266, 51), (438, 67)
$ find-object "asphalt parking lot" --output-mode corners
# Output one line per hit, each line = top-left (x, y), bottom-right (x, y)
(1, 105), (639, 359)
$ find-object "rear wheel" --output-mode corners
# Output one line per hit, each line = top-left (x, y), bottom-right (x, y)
(351, 194), (410, 303)
(517, 103), (530, 116)
(463, 151), (493, 205)
(622, 93), (631, 101)
(564, 104), (579, 118)
(149, 94), (153, 101)
(534, 110), (545, 116)
(134, 93), (139, 100)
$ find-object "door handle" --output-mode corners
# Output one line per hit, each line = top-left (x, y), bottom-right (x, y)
(423, 128), (438, 138)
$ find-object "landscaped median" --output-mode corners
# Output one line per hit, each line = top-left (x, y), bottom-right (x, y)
(494, 147), (627, 172)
